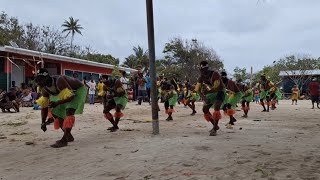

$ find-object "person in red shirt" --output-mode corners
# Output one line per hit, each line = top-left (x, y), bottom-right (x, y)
(308, 78), (319, 109)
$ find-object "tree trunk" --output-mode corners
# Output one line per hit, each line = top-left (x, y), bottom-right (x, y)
(70, 33), (74, 54)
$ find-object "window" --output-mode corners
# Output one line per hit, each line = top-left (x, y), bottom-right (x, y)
(0, 57), (4, 73)
(91, 73), (100, 82)
(83, 72), (91, 81)
(65, 70), (73, 77)
(74, 71), (83, 81)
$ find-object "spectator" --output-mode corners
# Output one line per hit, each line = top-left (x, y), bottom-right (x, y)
(308, 78), (319, 109)
(120, 71), (129, 91)
(136, 72), (149, 105)
(97, 78), (105, 103)
(73, 73), (79, 79)
(87, 76), (97, 105)
(21, 86), (33, 107)
(146, 73), (151, 102)
(254, 88), (260, 104)
(0, 88), (19, 112)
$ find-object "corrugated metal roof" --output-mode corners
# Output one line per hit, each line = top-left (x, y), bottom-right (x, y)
(279, 69), (320, 76)
(0, 46), (138, 73)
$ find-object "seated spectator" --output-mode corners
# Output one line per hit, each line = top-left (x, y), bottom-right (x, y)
(0, 88), (20, 112)
(19, 84), (33, 107)
(21, 88), (33, 107)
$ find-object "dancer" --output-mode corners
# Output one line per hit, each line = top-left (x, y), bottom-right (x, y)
(103, 78), (128, 132)
(291, 85), (299, 105)
(269, 86), (282, 110)
(184, 85), (200, 115)
(220, 72), (242, 128)
(258, 74), (275, 112)
(239, 83), (253, 118)
(35, 68), (87, 148)
(194, 61), (225, 136)
(161, 82), (178, 121)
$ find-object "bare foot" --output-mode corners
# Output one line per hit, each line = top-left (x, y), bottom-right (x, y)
(51, 140), (68, 148)
(210, 129), (217, 136)
(110, 126), (119, 132)
(166, 117), (173, 121)
(67, 134), (74, 142)
(226, 124), (233, 129)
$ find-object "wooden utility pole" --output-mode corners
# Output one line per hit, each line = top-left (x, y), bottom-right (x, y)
(250, 66), (253, 88)
(146, 0), (159, 135)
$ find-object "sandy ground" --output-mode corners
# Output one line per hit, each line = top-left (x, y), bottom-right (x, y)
(0, 100), (320, 180)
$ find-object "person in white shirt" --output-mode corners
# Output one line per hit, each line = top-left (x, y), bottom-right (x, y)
(86, 76), (97, 105)
(120, 71), (129, 91)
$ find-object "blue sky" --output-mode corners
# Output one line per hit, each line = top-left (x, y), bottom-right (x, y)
(2, 0), (320, 73)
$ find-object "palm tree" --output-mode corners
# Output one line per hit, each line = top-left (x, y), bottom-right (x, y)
(62, 17), (83, 53)
(123, 55), (137, 69)
(133, 46), (149, 69)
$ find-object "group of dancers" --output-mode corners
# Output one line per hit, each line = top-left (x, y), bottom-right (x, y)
(35, 60), (281, 148)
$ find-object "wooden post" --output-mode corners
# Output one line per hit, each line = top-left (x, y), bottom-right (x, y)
(250, 66), (253, 88)
(146, 0), (159, 135)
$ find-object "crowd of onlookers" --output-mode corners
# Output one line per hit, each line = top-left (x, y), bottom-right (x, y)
(78, 70), (152, 105)
(0, 81), (39, 112)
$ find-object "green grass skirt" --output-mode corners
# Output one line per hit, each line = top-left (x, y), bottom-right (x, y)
(190, 93), (200, 101)
(222, 91), (243, 109)
(242, 90), (253, 102)
(114, 92), (128, 110)
(169, 94), (178, 106)
(50, 86), (87, 119)
(260, 90), (269, 100)
(204, 91), (226, 108)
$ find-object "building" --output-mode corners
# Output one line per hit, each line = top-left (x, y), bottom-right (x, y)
(279, 69), (320, 94)
(0, 46), (137, 91)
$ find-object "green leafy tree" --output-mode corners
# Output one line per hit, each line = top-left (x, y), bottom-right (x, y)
(233, 66), (247, 81)
(111, 64), (122, 79)
(0, 12), (24, 46)
(161, 38), (223, 82)
(277, 55), (318, 92)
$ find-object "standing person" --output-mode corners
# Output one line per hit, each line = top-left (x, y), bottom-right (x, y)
(120, 71), (129, 92)
(291, 85), (299, 105)
(194, 61), (225, 136)
(133, 70), (141, 102)
(136, 72), (149, 105)
(35, 68), (87, 148)
(254, 88), (260, 104)
(87, 76), (96, 105)
(145, 73), (151, 103)
(308, 78), (319, 109)
(97, 78), (106, 103)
